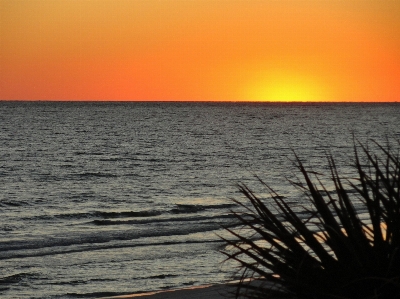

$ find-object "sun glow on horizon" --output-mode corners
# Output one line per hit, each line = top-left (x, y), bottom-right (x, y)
(244, 70), (333, 102)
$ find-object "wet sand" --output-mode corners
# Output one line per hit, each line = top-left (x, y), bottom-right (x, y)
(99, 284), (230, 299)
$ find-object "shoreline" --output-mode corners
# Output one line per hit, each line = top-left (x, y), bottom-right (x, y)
(98, 283), (232, 299)
(98, 279), (278, 299)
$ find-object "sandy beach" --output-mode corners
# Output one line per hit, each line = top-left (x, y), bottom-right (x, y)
(99, 279), (277, 299)
(99, 284), (231, 299)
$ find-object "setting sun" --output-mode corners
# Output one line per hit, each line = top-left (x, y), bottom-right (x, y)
(244, 70), (332, 102)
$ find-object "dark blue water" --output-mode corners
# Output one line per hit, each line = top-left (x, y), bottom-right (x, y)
(1, 102), (399, 298)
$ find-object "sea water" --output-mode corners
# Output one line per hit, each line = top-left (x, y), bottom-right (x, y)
(0, 102), (399, 298)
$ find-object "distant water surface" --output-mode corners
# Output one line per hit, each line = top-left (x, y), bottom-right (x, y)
(0, 102), (399, 298)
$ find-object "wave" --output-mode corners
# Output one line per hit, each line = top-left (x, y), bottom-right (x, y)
(76, 172), (118, 178)
(92, 213), (235, 226)
(171, 203), (235, 214)
(21, 203), (236, 222)
(0, 272), (38, 284)
(98, 157), (123, 162)
(170, 204), (205, 214)
(145, 274), (178, 280)
(94, 210), (162, 218)
(74, 151), (107, 156)
(20, 210), (162, 221)
(0, 231), (225, 261)
(95, 204), (236, 219)
(0, 200), (30, 207)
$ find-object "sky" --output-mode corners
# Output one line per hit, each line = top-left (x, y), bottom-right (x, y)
(1, 0), (400, 102)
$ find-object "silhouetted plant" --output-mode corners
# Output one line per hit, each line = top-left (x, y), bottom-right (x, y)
(222, 140), (400, 299)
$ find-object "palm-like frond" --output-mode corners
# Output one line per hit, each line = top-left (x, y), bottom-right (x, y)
(222, 140), (400, 299)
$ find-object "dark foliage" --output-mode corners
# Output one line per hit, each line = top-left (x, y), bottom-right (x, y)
(222, 140), (400, 299)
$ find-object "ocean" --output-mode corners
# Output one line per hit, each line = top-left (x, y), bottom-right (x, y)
(1, 102), (399, 299)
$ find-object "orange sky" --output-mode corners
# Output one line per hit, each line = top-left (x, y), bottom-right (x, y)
(1, 0), (400, 101)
